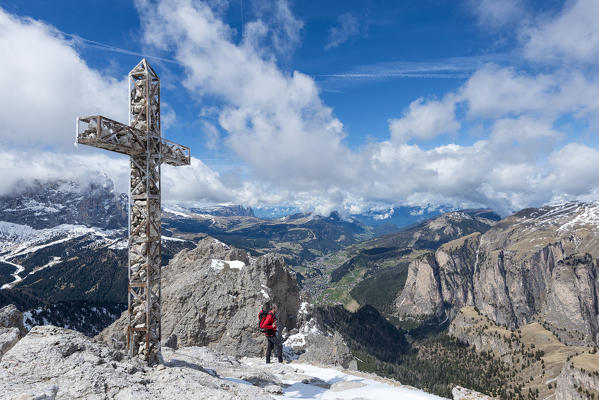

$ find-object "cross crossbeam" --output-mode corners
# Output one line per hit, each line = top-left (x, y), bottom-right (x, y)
(77, 116), (190, 166)
(75, 59), (190, 363)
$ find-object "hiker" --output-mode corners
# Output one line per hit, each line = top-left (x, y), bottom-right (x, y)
(259, 303), (283, 363)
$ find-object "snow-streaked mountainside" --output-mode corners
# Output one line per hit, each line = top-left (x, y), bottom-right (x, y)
(513, 202), (599, 233)
(0, 220), (124, 289)
(0, 178), (127, 229)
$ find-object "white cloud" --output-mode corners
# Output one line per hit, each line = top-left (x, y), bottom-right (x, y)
(4, 2), (599, 218)
(136, 0), (357, 192)
(460, 64), (555, 119)
(130, 0), (599, 216)
(0, 150), (128, 197)
(0, 149), (247, 207)
(522, 0), (599, 64)
(0, 8), (128, 149)
(248, 0), (303, 57)
(0, 6), (242, 208)
(325, 13), (362, 50)
(544, 143), (599, 196)
(162, 157), (236, 203)
(467, 0), (525, 28)
(388, 95), (460, 143)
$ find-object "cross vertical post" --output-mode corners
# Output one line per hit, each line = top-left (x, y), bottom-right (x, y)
(76, 59), (190, 363)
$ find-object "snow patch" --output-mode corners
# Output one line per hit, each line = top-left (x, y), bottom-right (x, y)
(26, 256), (62, 278)
(0, 221), (36, 241)
(210, 259), (225, 271)
(233, 361), (447, 400)
(0, 260), (25, 289)
(228, 260), (245, 270)
(298, 302), (310, 315)
(108, 239), (128, 250)
(210, 259), (246, 271)
(212, 239), (229, 249)
(161, 236), (189, 243)
(162, 206), (192, 218)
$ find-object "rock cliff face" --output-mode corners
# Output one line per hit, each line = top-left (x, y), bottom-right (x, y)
(99, 238), (301, 358)
(396, 202), (599, 346)
(396, 253), (444, 319)
(556, 356), (599, 399)
(285, 302), (356, 370)
(0, 304), (26, 360)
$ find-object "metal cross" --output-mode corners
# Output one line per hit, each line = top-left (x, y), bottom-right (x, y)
(76, 59), (190, 363)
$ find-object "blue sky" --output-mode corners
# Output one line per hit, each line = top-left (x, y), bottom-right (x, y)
(1, 0), (599, 215)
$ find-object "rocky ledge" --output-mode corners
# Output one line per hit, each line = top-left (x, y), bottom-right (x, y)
(0, 304), (26, 360)
(98, 237), (301, 358)
(97, 237), (357, 369)
(0, 325), (446, 400)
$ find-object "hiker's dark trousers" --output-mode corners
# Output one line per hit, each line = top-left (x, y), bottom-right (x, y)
(266, 335), (283, 363)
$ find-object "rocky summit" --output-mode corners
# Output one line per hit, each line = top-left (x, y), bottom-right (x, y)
(0, 325), (450, 400)
(98, 237), (355, 369)
(99, 237), (301, 357)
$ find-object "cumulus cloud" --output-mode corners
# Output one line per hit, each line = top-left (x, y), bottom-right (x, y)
(325, 13), (362, 50)
(522, 0), (599, 64)
(388, 95), (460, 143)
(0, 8), (128, 149)
(128, 0), (599, 216)
(136, 0), (357, 191)
(4, 1), (599, 217)
(0, 6), (244, 207)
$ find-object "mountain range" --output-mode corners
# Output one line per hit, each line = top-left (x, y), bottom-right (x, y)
(2, 177), (599, 398)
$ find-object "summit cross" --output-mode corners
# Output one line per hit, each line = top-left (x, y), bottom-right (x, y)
(76, 59), (190, 363)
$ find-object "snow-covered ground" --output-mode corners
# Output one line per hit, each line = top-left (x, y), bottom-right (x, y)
(0, 221), (126, 289)
(239, 359), (448, 400)
(0, 259), (25, 289)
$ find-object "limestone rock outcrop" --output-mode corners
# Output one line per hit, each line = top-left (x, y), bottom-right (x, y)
(99, 238), (301, 358)
(0, 325), (277, 399)
(285, 302), (357, 370)
(297, 330), (356, 370)
(0, 304), (26, 360)
(0, 324), (444, 400)
(452, 386), (492, 400)
(0, 304), (26, 336)
(555, 355), (599, 399)
(395, 253), (444, 319)
(396, 202), (599, 347)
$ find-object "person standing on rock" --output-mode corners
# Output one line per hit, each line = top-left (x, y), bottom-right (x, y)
(261, 303), (283, 363)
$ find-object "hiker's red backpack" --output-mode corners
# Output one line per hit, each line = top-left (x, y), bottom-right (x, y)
(258, 309), (270, 332)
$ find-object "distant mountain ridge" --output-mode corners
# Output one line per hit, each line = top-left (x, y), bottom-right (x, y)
(0, 178), (127, 230)
(396, 202), (599, 346)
